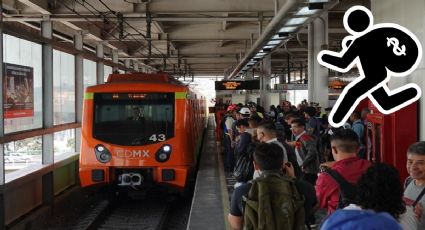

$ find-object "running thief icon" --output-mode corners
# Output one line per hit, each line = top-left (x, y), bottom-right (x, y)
(318, 5), (422, 128)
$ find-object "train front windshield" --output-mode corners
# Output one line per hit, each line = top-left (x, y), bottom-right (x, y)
(92, 93), (174, 146)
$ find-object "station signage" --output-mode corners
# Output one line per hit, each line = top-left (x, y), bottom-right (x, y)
(215, 80), (260, 90)
(274, 84), (308, 90)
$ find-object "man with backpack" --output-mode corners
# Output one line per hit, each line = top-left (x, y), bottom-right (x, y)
(228, 143), (306, 230)
(315, 129), (371, 214)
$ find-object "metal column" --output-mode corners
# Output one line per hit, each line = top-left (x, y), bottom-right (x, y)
(41, 18), (54, 207)
(124, 59), (131, 73)
(260, 54), (271, 110)
(112, 49), (119, 73)
(134, 62), (139, 72)
(96, 43), (104, 84)
(74, 31), (83, 153)
(0, 1), (5, 228)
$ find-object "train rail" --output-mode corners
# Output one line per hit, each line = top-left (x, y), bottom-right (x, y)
(68, 191), (190, 230)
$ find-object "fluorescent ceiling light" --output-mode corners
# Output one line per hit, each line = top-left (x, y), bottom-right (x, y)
(272, 34), (286, 40)
(278, 26), (297, 33)
(263, 44), (276, 49)
(296, 6), (319, 15)
(309, 0), (329, 2)
(267, 40), (281, 45)
(285, 17), (308, 26)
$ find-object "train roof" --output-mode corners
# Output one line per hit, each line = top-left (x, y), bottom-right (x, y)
(106, 72), (184, 85)
(86, 72), (188, 93)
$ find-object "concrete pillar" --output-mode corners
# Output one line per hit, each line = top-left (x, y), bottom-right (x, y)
(96, 43), (104, 84)
(371, 0), (425, 139)
(308, 15), (329, 110)
(0, 0), (5, 188)
(41, 18), (54, 208)
(125, 59), (131, 73)
(134, 62), (139, 72)
(41, 18), (54, 164)
(74, 31), (84, 152)
(260, 54), (272, 110)
(112, 49), (119, 72)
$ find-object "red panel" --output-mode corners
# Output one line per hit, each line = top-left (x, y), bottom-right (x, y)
(366, 101), (417, 181)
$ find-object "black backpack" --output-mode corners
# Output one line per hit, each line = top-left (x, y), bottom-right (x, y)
(324, 168), (359, 209)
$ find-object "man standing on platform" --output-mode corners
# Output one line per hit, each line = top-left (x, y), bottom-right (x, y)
(289, 119), (320, 186)
(404, 141), (425, 229)
(315, 129), (371, 214)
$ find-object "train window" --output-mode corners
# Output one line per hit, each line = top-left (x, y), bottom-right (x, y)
(92, 93), (174, 146)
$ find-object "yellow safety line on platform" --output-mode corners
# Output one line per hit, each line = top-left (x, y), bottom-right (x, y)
(217, 140), (232, 230)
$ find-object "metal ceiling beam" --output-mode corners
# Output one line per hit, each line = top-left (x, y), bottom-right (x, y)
(2, 15), (271, 22)
(50, 0), (279, 14)
(227, 0), (297, 79)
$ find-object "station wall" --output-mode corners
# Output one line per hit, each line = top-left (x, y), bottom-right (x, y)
(372, 0), (425, 140)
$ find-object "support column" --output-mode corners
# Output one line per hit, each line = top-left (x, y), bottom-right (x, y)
(0, 3), (5, 227)
(260, 54), (271, 110)
(41, 17), (54, 207)
(0, 0), (4, 187)
(134, 62), (139, 72)
(124, 59), (131, 73)
(96, 43), (104, 84)
(74, 31), (84, 153)
(112, 49), (119, 72)
(308, 15), (329, 109)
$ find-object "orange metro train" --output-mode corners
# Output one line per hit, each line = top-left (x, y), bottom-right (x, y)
(79, 73), (206, 192)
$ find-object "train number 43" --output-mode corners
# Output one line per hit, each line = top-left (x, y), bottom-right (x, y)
(149, 134), (166, 142)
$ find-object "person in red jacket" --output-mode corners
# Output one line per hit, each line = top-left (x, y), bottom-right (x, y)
(315, 129), (371, 214)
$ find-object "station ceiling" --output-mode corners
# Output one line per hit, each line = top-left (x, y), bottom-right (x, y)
(2, 0), (369, 77)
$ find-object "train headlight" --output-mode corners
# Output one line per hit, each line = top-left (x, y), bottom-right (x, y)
(94, 144), (112, 163)
(156, 144), (172, 162)
(163, 145), (171, 152)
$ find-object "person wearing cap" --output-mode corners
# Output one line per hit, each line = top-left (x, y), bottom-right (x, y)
(223, 104), (237, 172)
(238, 107), (251, 119)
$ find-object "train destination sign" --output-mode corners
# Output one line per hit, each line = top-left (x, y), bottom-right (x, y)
(215, 80), (260, 90)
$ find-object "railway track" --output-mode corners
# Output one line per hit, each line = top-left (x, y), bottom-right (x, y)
(72, 191), (189, 230)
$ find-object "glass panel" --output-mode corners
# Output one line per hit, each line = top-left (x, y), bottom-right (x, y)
(93, 93), (174, 146)
(104, 65), (113, 82)
(3, 34), (43, 134)
(54, 129), (75, 156)
(83, 59), (96, 88)
(4, 136), (42, 175)
(53, 49), (75, 125)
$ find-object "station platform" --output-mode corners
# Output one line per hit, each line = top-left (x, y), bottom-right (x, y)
(187, 117), (231, 230)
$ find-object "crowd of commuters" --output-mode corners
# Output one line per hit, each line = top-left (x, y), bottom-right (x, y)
(216, 100), (425, 229)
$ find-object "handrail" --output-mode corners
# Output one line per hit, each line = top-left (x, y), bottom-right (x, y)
(0, 123), (81, 144)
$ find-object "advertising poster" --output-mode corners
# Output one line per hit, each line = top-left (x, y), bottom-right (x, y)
(3, 63), (34, 118)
